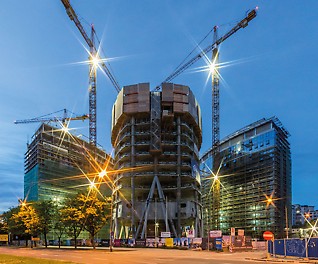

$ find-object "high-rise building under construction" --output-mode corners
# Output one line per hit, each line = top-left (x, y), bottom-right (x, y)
(201, 117), (291, 239)
(111, 83), (202, 239)
(24, 123), (111, 202)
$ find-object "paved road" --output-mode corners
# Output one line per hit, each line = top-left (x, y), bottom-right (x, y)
(0, 247), (268, 264)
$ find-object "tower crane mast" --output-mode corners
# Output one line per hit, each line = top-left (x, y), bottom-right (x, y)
(60, 0), (121, 146)
(212, 26), (220, 150)
(157, 8), (257, 89)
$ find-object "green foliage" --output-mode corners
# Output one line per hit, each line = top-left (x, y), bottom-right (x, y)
(34, 200), (55, 232)
(60, 195), (85, 248)
(15, 205), (40, 236)
(60, 192), (110, 249)
(52, 207), (66, 248)
(0, 214), (8, 233)
(3, 201), (57, 246)
(78, 193), (110, 249)
(33, 200), (57, 247)
(4, 206), (27, 237)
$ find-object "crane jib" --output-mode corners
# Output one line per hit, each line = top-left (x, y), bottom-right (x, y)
(159, 8), (258, 88)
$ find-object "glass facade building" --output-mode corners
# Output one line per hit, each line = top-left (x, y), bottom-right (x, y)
(201, 117), (291, 239)
(24, 124), (111, 202)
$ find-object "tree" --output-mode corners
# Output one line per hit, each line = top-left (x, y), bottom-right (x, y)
(17, 204), (41, 248)
(4, 206), (27, 246)
(78, 193), (110, 249)
(7, 204), (40, 247)
(0, 214), (8, 234)
(34, 200), (56, 248)
(53, 207), (66, 248)
(60, 196), (85, 249)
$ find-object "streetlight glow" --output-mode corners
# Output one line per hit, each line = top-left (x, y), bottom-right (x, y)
(99, 169), (107, 178)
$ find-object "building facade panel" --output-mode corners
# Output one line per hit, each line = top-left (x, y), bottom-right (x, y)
(201, 117), (291, 239)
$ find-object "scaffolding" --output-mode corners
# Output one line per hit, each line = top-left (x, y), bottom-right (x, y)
(24, 124), (111, 202)
(201, 117), (292, 239)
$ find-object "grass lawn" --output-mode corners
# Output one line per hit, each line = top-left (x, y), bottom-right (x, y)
(0, 254), (75, 264)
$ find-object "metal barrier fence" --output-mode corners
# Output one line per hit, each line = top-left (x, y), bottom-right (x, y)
(268, 238), (318, 259)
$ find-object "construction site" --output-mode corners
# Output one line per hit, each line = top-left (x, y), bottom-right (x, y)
(19, 0), (292, 242)
(24, 122), (111, 202)
(111, 83), (202, 239)
(201, 117), (291, 239)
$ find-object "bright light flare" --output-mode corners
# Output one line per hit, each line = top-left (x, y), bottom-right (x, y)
(99, 169), (107, 178)
(262, 191), (280, 208)
(61, 125), (70, 133)
(18, 198), (32, 211)
(89, 180), (96, 189)
(303, 216), (318, 241)
(91, 55), (100, 68)
(305, 212), (311, 219)
(201, 157), (234, 194)
(18, 198), (27, 207)
(185, 40), (258, 98)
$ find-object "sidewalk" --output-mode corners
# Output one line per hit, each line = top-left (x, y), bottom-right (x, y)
(244, 251), (318, 264)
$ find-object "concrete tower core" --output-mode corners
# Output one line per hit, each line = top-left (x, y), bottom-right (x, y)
(111, 83), (202, 239)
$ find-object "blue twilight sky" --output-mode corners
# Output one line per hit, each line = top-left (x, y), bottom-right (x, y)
(0, 1), (317, 213)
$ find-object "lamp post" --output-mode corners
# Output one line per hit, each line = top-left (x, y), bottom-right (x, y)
(98, 168), (114, 252)
(110, 193), (114, 252)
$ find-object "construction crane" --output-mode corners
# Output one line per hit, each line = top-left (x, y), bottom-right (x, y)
(210, 25), (221, 230)
(60, 0), (121, 146)
(14, 109), (88, 125)
(157, 8), (257, 231)
(156, 8), (257, 89)
(211, 25), (220, 150)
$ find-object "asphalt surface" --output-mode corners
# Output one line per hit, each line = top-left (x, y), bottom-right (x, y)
(0, 247), (316, 264)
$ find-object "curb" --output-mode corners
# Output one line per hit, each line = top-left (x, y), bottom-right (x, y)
(245, 257), (295, 263)
(245, 257), (318, 264)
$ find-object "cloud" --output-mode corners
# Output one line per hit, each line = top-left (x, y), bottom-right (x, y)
(0, 200), (20, 214)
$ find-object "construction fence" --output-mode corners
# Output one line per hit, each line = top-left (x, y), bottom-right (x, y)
(268, 238), (318, 259)
(100, 236), (256, 251)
